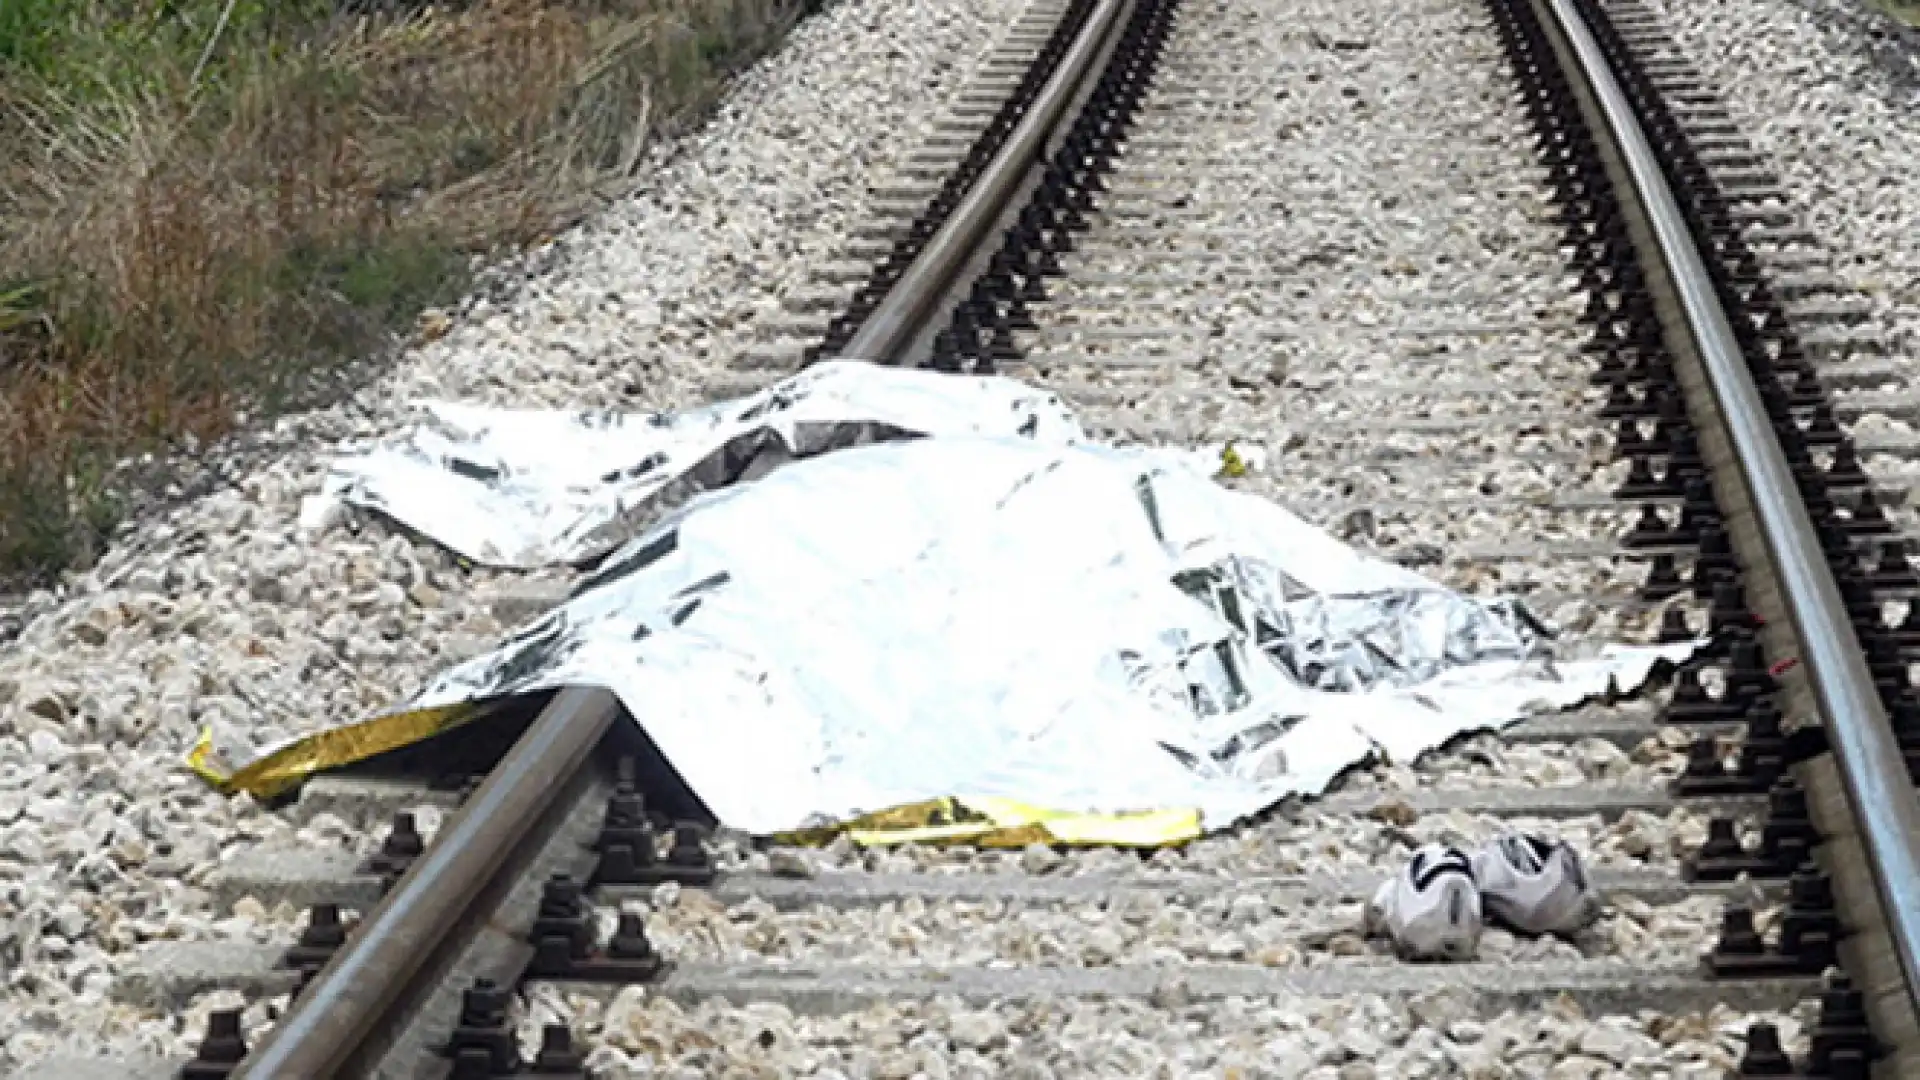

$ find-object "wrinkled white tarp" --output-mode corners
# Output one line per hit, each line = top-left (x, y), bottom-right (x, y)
(297, 361), (1693, 835)
(304, 363), (1085, 568)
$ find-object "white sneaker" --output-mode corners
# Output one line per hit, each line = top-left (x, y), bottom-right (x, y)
(1471, 832), (1601, 937)
(1363, 843), (1482, 961)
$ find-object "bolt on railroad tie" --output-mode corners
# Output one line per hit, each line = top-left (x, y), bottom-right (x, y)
(1835, 577), (1884, 628)
(1708, 579), (1760, 637)
(178, 1008), (248, 1080)
(927, 330), (964, 375)
(1779, 368), (1829, 412)
(1632, 346), (1675, 384)
(1672, 735), (1730, 794)
(1616, 455), (1676, 501)
(1569, 239), (1622, 288)
(1648, 392), (1688, 448)
(1863, 539), (1915, 589)
(1864, 639), (1909, 689)
(1672, 733), (1782, 798)
(1705, 905), (1775, 978)
(1824, 442), (1868, 490)
(440, 977), (521, 1078)
(984, 320), (1020, 367)
(524, 873), (596, 978)
(279, 902), (352, 971)
(1667, 428), (1705, 479)
(1836, 490), (1895, 539)
(1686, 775), (1820, 883)
(363, 810), (425, 888)
(1639, 551), (1683, 600)
(526, 1024), (588, 1077)
(1806, 972), (1884, 1077)
(1723, 639), (1778, 702)
(1734, 1021), (1797, 1077)
(1801, 403), (1846, 448)
(1671, 479), (1718, 545)
(1598, 381), (1648, 420)
(1605, 411), (1651, 463)
(1588, 346), (1632, 385)
(1772, 865), (1844, 975)
(1615, 296), (1662, 341)
(664, 823), (717, 884)
(1808, 512), (1852, 564)
(1621, 503), (1674, 550)
(1654, 606), (1694, 644)
(1663, 662), (1746, 725)
(525, 873), (667, 983)
(1739, 700), (1804, 773)
(1689, 526), (1736, 598)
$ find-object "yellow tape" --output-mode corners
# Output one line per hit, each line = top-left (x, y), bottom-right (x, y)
(187, 701), (490, 799)
(189, 711), (1204, 849)
(773, 794), (1203, 849)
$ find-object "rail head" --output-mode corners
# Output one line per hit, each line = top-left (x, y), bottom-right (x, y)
(1534, 0), (1920, 1026)
(840, 0), (1131, 364)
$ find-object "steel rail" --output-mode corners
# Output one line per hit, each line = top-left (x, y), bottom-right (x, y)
(232, 687), (619, 1078)
(1542, 0), (1920, 1020)
(841, 0), (1129, 363)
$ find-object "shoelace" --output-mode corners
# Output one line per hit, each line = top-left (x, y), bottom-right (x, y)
(1410, 846), (1475, 890)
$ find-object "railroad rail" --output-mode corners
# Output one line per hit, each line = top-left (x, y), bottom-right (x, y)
(79, 0), (1920, 1075)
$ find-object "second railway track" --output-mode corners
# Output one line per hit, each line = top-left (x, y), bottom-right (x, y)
(36, 0), (1920, 1076)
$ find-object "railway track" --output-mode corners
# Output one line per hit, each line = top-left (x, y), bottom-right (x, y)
(48, 0), (1920, 1075)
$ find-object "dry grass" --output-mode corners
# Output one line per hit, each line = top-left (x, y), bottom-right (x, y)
(0, 0), (803, 584)
(1877, 0), (1920, 27)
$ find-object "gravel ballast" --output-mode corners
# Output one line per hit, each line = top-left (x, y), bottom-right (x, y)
(520, 989), (1814, 1079)
(0, 0), (1029, 1066)
(0, 0), (1877, 1071)
(1628, 0), (1920, 507)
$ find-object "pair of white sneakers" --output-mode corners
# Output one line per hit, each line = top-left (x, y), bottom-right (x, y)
(1362, 832), (1601, 961)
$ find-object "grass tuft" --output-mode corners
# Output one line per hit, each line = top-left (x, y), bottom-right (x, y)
(0, 0), (805, 585)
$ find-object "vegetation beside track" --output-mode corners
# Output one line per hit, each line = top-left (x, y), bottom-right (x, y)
(0, 0), (801, 585)
(1877, 0), (1920, 27)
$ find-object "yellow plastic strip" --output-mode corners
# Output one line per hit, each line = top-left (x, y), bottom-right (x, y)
(187, 701), (490, 799)
(772, 794), (1203, 849)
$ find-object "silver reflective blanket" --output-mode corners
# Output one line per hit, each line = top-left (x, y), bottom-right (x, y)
(271, 362), (1692, 836)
